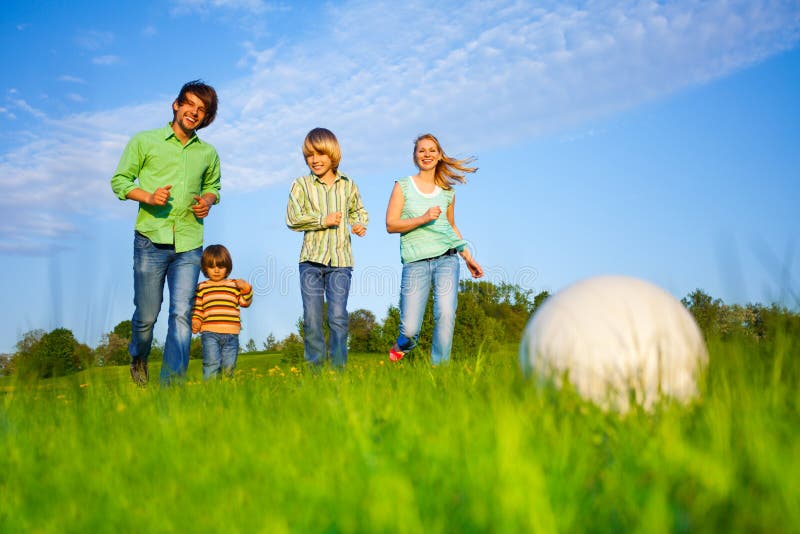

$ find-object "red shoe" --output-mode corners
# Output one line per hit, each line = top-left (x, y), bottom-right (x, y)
(389, 346), (405, 362)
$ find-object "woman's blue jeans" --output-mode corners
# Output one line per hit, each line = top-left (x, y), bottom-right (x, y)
(201, 332), (239, 379)
(299, 262), (352, 367)
(129, 232), (201, 384)
(395, 253), (459, 364)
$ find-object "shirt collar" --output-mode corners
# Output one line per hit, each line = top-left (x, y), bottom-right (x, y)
(163, 122), (200, 144)
(312, 170), (349, 184)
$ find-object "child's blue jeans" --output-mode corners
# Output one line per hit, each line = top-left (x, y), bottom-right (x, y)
(201, 332), (239, 379)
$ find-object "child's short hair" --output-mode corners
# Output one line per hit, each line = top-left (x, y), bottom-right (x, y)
(201, 244), (233, 278)
(302, 127), (341, 171)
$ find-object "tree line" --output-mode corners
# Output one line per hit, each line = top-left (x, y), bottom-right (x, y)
(4, 283), (799, 379)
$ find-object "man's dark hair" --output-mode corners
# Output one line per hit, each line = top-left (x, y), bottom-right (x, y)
(174, 80), (218, 129)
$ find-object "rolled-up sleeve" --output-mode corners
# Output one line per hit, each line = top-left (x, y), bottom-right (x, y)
(110, 137), (142, 200)
(200, 152), (221, 204)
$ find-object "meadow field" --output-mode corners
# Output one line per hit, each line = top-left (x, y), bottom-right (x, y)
(1, 339), (798, 533)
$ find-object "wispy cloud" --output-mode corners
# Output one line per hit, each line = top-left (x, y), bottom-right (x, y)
(66, 93), (85, 103)
(58, 75), (87, 84)
(91, 55), (121, 65)
(75, 30), (114, 51)
(170, 0), (270, 15)
(141, 25), (157, 37)
(1, 0), (799, 255)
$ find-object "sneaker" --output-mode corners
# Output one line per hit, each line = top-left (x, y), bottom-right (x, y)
(130, 359), (149, 386)
(389, 345), (405, 362)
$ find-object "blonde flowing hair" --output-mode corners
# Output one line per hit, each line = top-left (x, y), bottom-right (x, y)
(413, 133), (477, 190)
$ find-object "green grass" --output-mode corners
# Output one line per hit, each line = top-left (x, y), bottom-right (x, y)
(1, 341), (798, 533)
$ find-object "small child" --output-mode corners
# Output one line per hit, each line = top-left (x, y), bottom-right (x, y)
(192, 244), (253, 379)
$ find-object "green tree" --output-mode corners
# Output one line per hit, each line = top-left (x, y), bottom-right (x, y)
(378, 305), (401, 350)
(14, 328), (87, 379)
(263, 333), (278, 352)
(349, 309), (379, 352)
(245, 338), (257, 353)
(452, 285), (503, 358)
(112, 320), (132, 340)
(95, 332), (130, 367)
(682, 289), (723, 336)
(280, 333), (304, 365)
(532, 290), (550, 313)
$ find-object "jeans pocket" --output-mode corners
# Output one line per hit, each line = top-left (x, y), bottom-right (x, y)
(134, 231), (152, 250)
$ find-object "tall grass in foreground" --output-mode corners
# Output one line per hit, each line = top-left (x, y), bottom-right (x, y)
(1, 340), (798, 533)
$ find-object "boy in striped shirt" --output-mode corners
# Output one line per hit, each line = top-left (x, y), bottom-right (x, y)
(286, 128), (369, 367)
(192, 244), (253, 379)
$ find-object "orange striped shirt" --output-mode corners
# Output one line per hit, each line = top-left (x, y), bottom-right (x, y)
(192, 279), (253, 334)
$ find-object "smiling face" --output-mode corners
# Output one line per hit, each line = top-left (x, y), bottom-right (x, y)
(414, 138), (441, 171)
(306, 149), (335, 181)
(172, 92), (207, 137)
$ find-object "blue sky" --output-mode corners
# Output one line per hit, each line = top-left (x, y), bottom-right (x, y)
(1, 0), (799, 353)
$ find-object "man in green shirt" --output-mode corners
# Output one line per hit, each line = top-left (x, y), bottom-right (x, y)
(111, 80), (221, 385)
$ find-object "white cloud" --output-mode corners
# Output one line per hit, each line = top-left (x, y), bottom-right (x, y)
(66, 93), (85, 102)
(58, 75), (87, 84)
(75, 30), (114, 51)
(1, 0), (799, 255)
(92, 55), (121, 65)
(142, 25), (157, 37)
(170, 0), (270, 15)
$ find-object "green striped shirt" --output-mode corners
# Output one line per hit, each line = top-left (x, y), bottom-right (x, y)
(110, 123), (221, 253)
(286, 172), (369, 267)
(398, 177), (466, 264)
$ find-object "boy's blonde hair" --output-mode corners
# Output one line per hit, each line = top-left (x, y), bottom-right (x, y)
(201, 244), (233, 278)
(302, 127), (342, 172)
(414, 133), (477, 190)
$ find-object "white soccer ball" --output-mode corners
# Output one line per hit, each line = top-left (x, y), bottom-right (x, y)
(519, 275), (708, 410)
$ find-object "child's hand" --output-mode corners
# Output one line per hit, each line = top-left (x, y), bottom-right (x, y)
(234, 279), (251, 292)
(351, 223), (366, 237)
(191, 319), (201, 334)
(324, 212), (343, 227)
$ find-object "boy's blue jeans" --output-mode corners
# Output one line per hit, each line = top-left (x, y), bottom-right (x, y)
(395, 253), (459, 364)
(201, 332), (239, 379)
(299, 262), (352, 367)
(129, 231), (202, 384)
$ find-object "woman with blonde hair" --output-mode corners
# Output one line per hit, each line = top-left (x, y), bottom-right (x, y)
(385, 133), (483, 364)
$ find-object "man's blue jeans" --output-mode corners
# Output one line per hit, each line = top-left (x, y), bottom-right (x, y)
(129, 231), (201, 384)
(201, 332), (239, 379)
(299, 262), (352, 367)
(395, 253), (459, 364)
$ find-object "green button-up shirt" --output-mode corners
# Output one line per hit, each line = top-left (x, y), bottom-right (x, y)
(286, 172), (369, 267)
(110, 124), (221, 253)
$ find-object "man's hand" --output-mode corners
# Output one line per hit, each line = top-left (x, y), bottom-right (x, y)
(324, 212), (343, 227)
(191, 195), (213, 219)
(150, 185), (172, 206)
(351, 223), (367, 237)
(191, 318), (201, 334)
